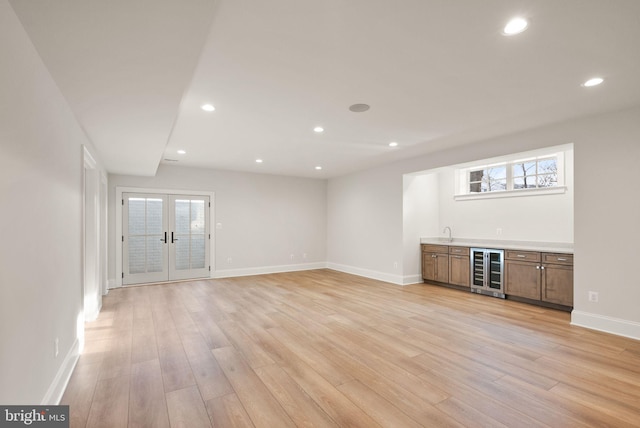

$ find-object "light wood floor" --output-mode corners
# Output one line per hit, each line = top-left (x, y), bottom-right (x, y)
(62, 269), (640, 427)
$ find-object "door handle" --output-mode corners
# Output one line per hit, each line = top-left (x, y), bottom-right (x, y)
(171, 232), (175, 243)
(160, 232), (167, 243)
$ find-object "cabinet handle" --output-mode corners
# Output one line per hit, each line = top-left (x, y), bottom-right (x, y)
(452, 249), (461, 253)
(541, 266), (545, 270)
(536, 265), (540, 270)
(517, 254), (526, 258)
(432, 254), (437, 258)
(557, 257), (567, 261)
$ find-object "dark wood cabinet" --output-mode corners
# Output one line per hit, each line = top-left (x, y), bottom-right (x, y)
(421, 243), (572, 309)
(421, 244), (449, 283)
(504, 250), (573, 308)
(541, 254), (573, 306)
(448, 246), (470, 287)
(505, 260), (541, 300)
(505, 251), (541, 300)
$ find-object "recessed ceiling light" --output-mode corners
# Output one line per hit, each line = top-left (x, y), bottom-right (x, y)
(582, 77), (604, 87)
(389, 142), (398, 147)
(201, 104), (215, 112)
(349, 104), (370, 113)
(503, 17), (528, 35)
(313, 126), (324, 133)
(177, 150), (186, 155)
(315, 166), (322, 170)
(255, 159), (263, 163)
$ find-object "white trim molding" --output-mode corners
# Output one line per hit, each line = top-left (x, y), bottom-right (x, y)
(571, 310), (640, 341)
(402, 274), (423, 285)
(215, 262), (326, 279)
(41, 338), (80, 405)
(454, 186), (567, 201)
(326, 263), (406, 286)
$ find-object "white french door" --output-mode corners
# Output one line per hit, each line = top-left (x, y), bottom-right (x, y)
(123, 193), (210, 285)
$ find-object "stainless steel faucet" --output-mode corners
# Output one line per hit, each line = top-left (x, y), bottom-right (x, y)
(443, 226), (453, 242)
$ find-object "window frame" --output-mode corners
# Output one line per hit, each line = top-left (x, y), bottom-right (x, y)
(455, 152), (566, 201)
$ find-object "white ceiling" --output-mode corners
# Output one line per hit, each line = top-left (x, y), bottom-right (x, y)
(10, 0), (640, 178)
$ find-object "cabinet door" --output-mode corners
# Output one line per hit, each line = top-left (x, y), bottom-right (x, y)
(422, 253), (436, 281)
(505, 260), (541, 300)
(542, 264), (573, 306)
(449, 255), (469, 287)
(435, 254), (449, 283)
(422, 252), (448, 282)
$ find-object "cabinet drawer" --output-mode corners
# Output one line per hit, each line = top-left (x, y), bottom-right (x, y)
(422, 244), (448, 254)
(448, 246), (470, 256)
(543, 253), (573, 265)
(505, 250), (540, 262)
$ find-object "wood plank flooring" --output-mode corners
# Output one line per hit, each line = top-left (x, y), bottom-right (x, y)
(61, 269), (640, 427)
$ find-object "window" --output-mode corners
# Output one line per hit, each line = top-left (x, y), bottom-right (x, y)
(469, 165), (507, 193)
(456, 152), (565, 199)
(512, 157), (557, 189)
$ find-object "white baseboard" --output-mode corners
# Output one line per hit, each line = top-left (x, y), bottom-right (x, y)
(214, 262), (327, 279)
(111, 263), (421, 287)
(326, 263), (406, 285)
(41, 338), (80, 405)
(84, 301), (102, 322)
(402, 274), (423, 285)
(571, 310), (640, 341)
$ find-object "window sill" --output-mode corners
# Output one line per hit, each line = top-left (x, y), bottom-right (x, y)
(454, 186), (567, 201)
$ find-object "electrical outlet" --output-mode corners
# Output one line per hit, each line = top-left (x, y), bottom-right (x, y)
(496, 228), (503, 236)
(302, 253), (307, 259)
(393, 261), (398, 269)
(216, 223), (223, 229)
(54, 338), (59, 358)
(588, 291), (599, 302)
(226, 257), (232, 264)
(290, 254), (295, 261)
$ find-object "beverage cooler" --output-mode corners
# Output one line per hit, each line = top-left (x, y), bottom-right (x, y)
(470, 248), (505, 298)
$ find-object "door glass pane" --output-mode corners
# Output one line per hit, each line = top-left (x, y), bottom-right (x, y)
(175, 238), (190, 270)
(128, 236), (145, 274)
(191, 235), (205, 269)
(146, 236), (164, 272)
(175, 200), (190, 234)
(191, 200), (205, 232)
(190, 200), (206, 269)
(146, 199), (163, 234)
(127, 196), (165, 277)
(128, 198), (145, 235)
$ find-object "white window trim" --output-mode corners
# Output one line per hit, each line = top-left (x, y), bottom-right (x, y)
(455, 152), (565, 200)
(454, 185), (567, 201)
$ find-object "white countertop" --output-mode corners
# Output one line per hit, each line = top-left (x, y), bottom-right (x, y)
(420, 237), (573, 254)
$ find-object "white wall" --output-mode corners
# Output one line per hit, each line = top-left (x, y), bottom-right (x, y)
(327, 106), (640, 339)
(0, 0), (105, 404)
(402, 173), (440, 281)
(108, 165), (327, 283)
(572, 108), (640, 336)
(435, 147), (574, 243)
(327, 163), (405, 283)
